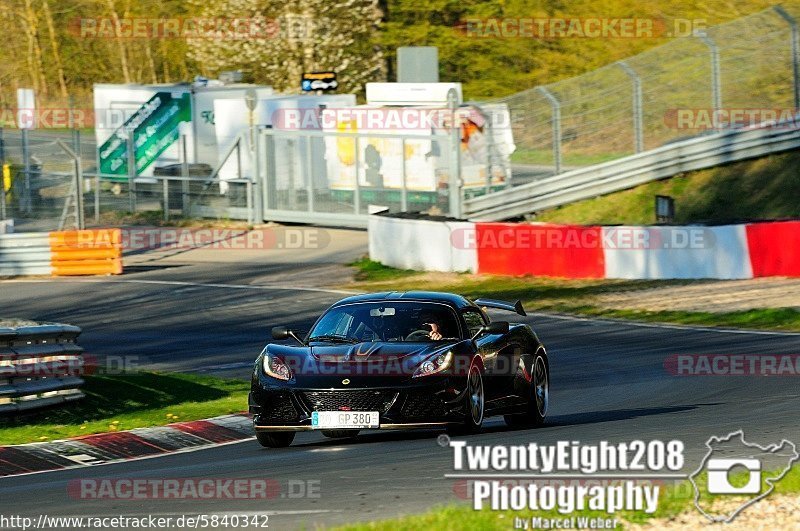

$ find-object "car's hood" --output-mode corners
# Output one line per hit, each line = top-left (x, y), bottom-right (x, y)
(310, 341), (451, 362)
(263, 341), (457, 385)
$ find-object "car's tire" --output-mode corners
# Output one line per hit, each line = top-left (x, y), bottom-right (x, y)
(447, 359), (485, 435)
(504, 353), (549, 428)
(321, 430), (360, 439)
(255, 431), (295, 448)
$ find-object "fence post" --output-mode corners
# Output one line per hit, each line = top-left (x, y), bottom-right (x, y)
(400, 138), (408, 211)
(21, 128), (32, 214)
(353, 136), (361, 215)
(696, 31), (722, 116)
(775, 6), (800, 111)
(162, 178), (169, 222)
(127, 130), (136, 213)
(263, 130), (276, 211)
(180, 133), (189, 216)
(94, 171), (100, 223)
(0, 128), (5, 221)
(305, 135), (314, 213)
(447, 88), (462, 218)
(617, 61), (644, 153)
(74, 151), (85, 230)
(252, 128), (263, 223)
(536, 86), (562, 175)
(246, 180), (253, 225)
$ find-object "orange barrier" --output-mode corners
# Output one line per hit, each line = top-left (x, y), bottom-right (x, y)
(48, 229), (123, 276)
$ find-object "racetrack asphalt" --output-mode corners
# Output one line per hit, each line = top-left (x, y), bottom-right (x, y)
(1, 229), (799, 529)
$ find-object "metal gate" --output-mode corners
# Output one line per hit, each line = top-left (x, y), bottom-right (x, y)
(256, 128), (461, 228)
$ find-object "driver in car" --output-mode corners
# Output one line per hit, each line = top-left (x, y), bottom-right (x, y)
(418, 311), (443, 340)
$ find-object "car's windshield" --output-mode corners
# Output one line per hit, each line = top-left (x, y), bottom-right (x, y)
(308, 301), (460, 343)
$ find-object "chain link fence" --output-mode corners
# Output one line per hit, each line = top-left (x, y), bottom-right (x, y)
(496, 6), (800, 180)
(2, 7), (799, 229)
(0, 130), (90, 232)
(0, 129), (255, 231)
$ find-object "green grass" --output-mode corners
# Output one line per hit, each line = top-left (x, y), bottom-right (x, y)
(534, 151), (800, 225)
(0, 372), (250, 445)
(346, 260), (800, 332)
(350, 256), (420, 282)
(338, 467), (800, 530)
(511, 149), (627, 167)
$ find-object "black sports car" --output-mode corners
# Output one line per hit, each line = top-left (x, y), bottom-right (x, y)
(249, 291), (550, 447)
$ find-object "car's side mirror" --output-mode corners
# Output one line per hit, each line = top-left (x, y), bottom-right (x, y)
(271, 326), (290, 340)
(272, 326), (305, 345)
(471, 321), (510, 340)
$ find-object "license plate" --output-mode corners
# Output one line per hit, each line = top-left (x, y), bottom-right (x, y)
(311, 411), (379, 429)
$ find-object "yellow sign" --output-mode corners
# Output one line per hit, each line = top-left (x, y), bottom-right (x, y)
(2, 164), (10, 193)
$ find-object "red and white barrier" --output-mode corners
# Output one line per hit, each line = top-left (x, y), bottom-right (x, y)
(602, 225), (752, 279)
(368, 214), (800, 279)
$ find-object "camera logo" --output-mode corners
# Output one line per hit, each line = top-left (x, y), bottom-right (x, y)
(706, 458), (761, 494)
(690, 430), (798, 523)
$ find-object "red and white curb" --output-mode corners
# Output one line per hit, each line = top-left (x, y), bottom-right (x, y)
(0, 414), (253, 478)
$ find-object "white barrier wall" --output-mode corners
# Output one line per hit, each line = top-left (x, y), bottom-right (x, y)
(0, 220), (13, 234)
(368, 215), (477, 273)
(602, 225), (753, 279)
(368, 216), (797, 279)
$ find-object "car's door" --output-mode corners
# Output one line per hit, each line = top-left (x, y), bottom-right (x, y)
(467, 308), (522, 403)
(463, 308), (502, 400)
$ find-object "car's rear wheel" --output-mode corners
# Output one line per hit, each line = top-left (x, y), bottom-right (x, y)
(321, 430), (360, 439)
(505, 354), (549, 428)
(447, 359), (485, 435)
(256, 431), (295, 448)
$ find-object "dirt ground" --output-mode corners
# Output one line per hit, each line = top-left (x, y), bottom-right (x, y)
(596, 278), (800, 313)
(636, 493), (800, 530)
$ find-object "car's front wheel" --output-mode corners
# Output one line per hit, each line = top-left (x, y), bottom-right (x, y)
(447, 359), (485, 435)
(255, 431), (295, 448)
(505, 353), (549, 428)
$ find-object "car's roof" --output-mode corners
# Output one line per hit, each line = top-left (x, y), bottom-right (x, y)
(332, 291), (476, 310)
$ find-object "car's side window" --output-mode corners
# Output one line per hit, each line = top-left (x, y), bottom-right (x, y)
(462, 309), (487, 338)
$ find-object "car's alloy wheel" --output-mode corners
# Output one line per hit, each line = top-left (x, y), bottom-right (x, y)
(533, 355), (549, 419)
(468, 363), (485, 426)
(256, 431), (295, 448)
(505, 353), (548, 428)
(449, 360), (485, 435)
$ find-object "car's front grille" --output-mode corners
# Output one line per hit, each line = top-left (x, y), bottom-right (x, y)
(401, 391), (448, 419)
(301, 390), (398, 413)
(262, 394), (299, 423)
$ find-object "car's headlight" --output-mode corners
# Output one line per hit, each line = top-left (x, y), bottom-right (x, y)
(413, 351), (453, 378)
(262, 352), (293, 381)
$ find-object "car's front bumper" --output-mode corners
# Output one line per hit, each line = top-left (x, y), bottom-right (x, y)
(249, 375), (468, 431)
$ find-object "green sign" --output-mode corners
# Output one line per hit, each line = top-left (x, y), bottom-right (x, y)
(98, 92), (192, 180)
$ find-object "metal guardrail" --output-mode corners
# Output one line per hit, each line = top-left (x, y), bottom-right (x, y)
(0, 233), (52, 275)
(0, 324), (85, 414)
(464, 124), (800, 220)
